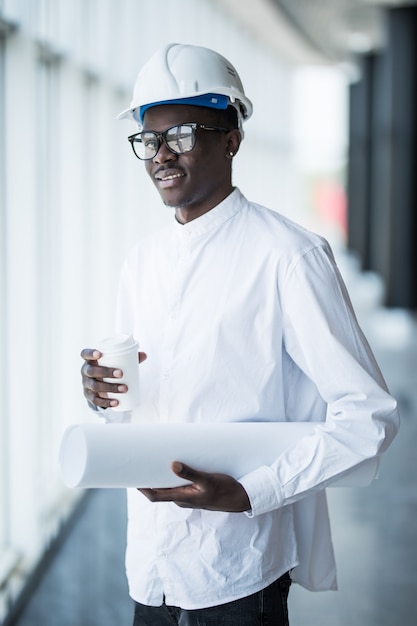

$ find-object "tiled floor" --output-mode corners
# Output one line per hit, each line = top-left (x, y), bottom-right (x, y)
(8, 264), (417, 626)
(9, 488), (133, 626)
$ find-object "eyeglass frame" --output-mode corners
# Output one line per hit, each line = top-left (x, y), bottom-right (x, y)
(127, 123), (233, 161)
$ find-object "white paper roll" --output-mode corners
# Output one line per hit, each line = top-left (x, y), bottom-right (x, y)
(59, 422), (380, 489)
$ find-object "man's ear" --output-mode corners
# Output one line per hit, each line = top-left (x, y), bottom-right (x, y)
(226, 129), (242, 158)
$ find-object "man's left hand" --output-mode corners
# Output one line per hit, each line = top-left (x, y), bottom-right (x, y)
(139, 462), (251, 513)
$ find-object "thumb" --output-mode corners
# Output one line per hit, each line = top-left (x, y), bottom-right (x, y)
(138, 351), (147, 364)
(171, 461), (203, 483)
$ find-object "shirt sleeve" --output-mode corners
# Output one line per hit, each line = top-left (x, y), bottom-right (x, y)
(239, 244), (399, 517)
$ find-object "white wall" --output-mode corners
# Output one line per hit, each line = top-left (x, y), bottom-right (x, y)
(0, 0), (347, 618)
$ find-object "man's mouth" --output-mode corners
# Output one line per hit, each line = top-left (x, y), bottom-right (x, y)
(155, 169), (185, 183)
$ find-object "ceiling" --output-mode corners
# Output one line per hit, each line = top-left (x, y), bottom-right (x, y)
(219, 0), (417, 65)
(274, 0), (417, 62)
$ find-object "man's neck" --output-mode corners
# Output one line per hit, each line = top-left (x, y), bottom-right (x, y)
(174, 187), (235, 225)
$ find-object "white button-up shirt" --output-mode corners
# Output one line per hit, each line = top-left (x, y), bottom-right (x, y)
(112, 188), (399, 609)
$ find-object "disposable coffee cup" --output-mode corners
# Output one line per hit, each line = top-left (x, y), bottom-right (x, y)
(96, 334), (141, 411)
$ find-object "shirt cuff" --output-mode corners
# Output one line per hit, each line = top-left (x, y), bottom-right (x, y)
(88, 403), (132, 423)
(238, 465), (284, 517)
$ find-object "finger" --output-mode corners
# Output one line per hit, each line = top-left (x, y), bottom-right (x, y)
(171, 462), (207, 485)
(138, 488), (156, 499)
(139, 487), (172, 503)
(138, 486), (181, 501)
(82, 362), (123, 381)
(83, 387), (119, 409)
(81, 372), (122, 398)
(138, 483), (198, 503)
(81, 348), (102, 361)
(138, 351), (148, 364)
(95, 397), (120, 409)
(83, 378), (128, 395)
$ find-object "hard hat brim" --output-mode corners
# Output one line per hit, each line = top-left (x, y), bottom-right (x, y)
(117, 107), (137, 122)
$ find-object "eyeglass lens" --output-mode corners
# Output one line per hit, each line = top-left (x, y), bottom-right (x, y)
(131, 125), (196, 160)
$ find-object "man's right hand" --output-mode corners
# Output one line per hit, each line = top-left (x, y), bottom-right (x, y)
(81, 349), (147, 410)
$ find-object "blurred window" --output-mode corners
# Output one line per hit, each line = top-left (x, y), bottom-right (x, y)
(0, 32), (7, 556)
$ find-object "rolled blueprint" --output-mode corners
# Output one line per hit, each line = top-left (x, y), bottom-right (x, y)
(59, 422), (380, 489)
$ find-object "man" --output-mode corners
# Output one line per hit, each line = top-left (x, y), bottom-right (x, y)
(81, 43), (399, 625)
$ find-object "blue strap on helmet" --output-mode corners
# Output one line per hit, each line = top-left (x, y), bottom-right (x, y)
(139, 93), (229, 122)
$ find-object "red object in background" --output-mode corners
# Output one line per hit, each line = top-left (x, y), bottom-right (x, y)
(314, 180), (347, 237)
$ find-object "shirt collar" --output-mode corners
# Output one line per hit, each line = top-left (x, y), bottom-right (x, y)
(173, 188), (243, 239)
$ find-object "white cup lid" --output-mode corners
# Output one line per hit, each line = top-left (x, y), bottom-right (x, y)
(97, 333), (137, 352)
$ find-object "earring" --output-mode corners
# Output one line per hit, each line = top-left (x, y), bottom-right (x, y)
(229, 151), (234, 157)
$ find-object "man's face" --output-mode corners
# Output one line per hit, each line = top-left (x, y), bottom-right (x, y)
(142, 104), (239, 223)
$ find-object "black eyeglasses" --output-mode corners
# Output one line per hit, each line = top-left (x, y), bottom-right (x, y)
(127, 123), (231, 160)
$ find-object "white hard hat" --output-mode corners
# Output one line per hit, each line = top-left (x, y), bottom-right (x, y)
(117, 43), (253, 128)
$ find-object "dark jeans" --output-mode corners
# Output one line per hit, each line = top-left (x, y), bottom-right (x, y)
(132, 572), (291, 625)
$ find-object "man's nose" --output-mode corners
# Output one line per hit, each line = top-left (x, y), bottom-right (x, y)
(153, 140), (177, 164)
